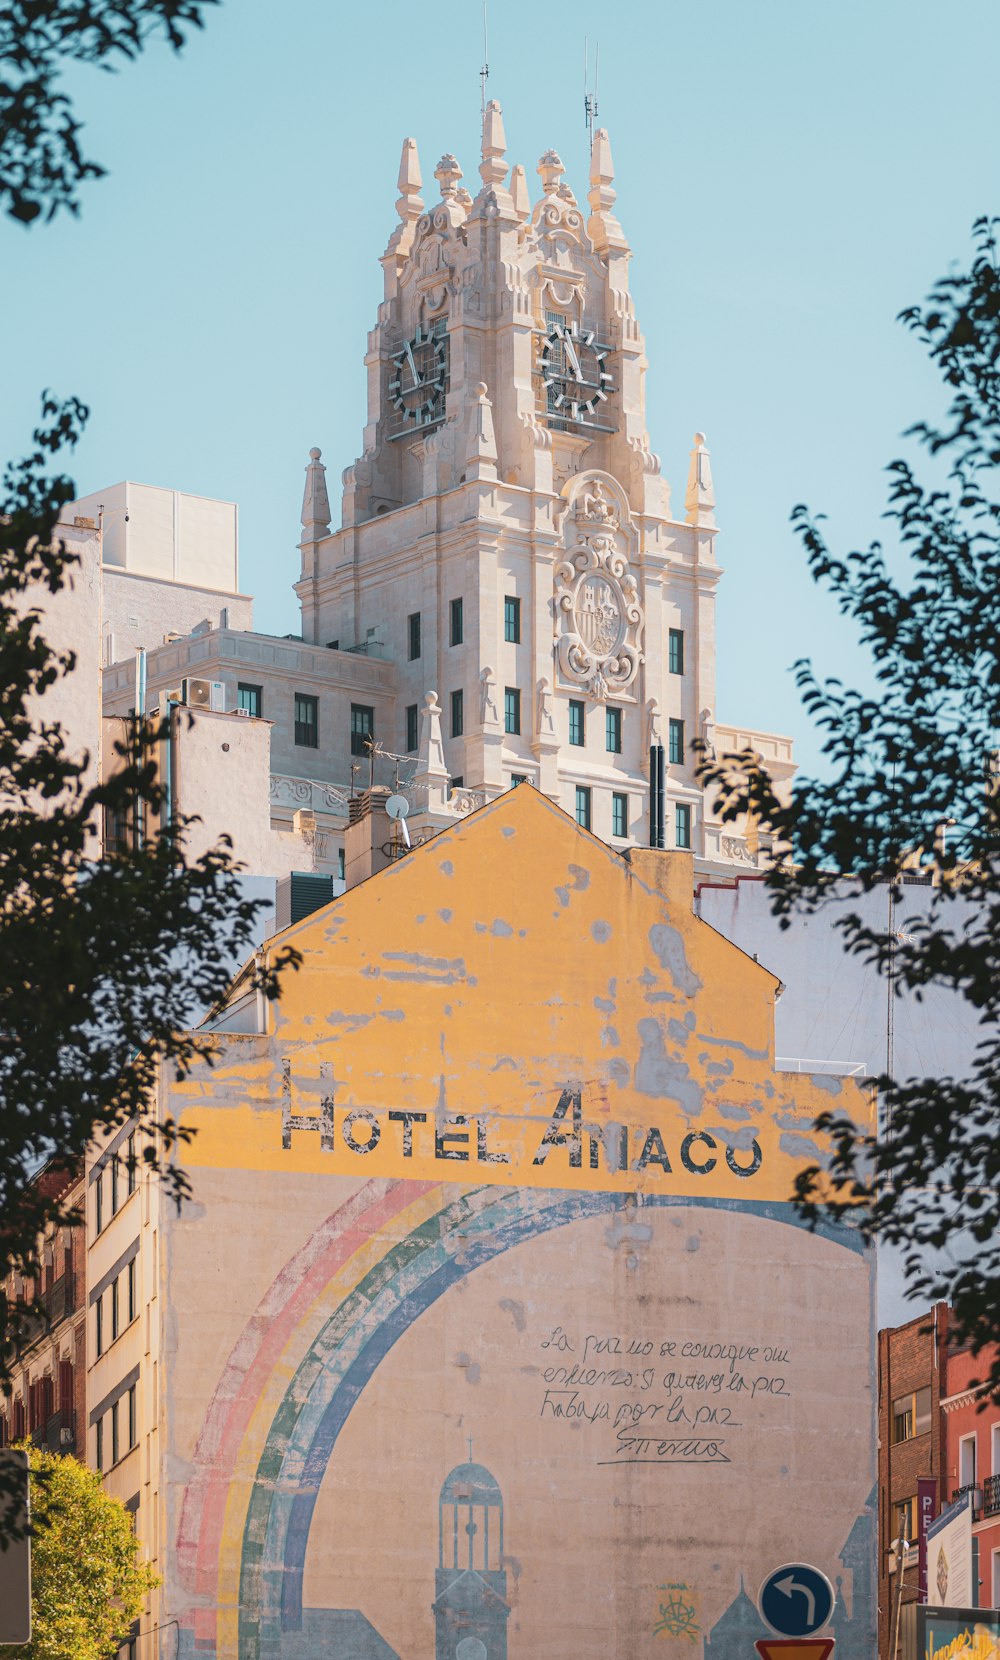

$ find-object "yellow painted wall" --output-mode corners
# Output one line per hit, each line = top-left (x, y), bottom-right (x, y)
(162, 787), (876, 1660)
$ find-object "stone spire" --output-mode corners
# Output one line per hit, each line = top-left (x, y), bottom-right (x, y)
(300, 447), (331, 542)
(471, 99), (515, 217)
(465, 383), (498, 482)
(510, 163), (530, 222)
(587, 127), (627, 253)
(414, 691), (450, 813)
(385, 136), (424, 261)
(685, 432), (717, 527)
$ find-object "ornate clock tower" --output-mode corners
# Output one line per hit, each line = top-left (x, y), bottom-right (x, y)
(295, 103), (793, 863)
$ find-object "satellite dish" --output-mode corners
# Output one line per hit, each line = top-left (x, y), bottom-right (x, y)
(385, 794), (410, 820)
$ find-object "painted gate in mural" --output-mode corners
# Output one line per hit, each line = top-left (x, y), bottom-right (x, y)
(166, 788), (877, 1660)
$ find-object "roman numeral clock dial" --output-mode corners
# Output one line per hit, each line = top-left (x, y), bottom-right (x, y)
(540, 319), (615, 430)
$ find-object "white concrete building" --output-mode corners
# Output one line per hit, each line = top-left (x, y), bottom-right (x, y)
(98, 110), (792, 885)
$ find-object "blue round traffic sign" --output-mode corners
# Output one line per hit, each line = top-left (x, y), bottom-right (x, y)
(758, 1563), (835, 1637)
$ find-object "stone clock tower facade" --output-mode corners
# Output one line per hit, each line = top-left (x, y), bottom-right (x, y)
(294, 103), (792, 864)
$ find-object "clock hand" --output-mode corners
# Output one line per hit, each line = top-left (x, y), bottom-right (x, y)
(563, 335), (583, 379)
(404, 340), (420, 386)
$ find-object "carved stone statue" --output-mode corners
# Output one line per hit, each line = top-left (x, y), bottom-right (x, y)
(536, 676), (556, 738)
(646, 698), (663, 750)
(480, 666), (499, 727)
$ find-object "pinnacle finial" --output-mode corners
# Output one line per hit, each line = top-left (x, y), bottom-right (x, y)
(435, 153), (462, 200)
(465, 383), (498, 482)
(587, 126), (627, 252)
(510, 163), (530, 221)
(537, 150), (565, 195)
(480, 99), (508, 189)
(685, 431), (717, 528)
(300, 446), (331, 542)
(395, 136), (424, 223)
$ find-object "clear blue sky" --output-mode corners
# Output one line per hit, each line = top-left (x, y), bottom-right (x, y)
(2, 0), (997, 771)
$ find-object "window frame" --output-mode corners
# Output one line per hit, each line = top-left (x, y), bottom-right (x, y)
(568, 699), (585, 747)
(293, 692), (319, 749)
(675, 802), (692, 850)
(606, 706), (622, 754)
(451, 688), (464, 738)
(504, 687), (521, 736)
(612, 792), (628, 839)
(95, 1292), (104, 1358)
(668, 628), (685, 676)
(407, 612), (421, 661)
(405, 703), (419, 754)
(449, 597), (464, 647)
(668, 717), (685, 766)
(350, 703), (374, 758)
(575, 786), (592, 831)
(237, 682), (262, 718)
(959, 1431), (977, 1488)
(504, 595), (521, 644)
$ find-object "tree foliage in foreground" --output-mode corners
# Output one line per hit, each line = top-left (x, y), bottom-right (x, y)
(700, 217), (1000, 1390)
(5, 1444), (158, 1659)
(0, 0), (217, 223)
(0, 396), (298, 1385)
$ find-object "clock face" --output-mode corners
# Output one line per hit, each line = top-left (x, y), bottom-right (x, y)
(539, 319), (614, 426)
(388, 324), (448, 427)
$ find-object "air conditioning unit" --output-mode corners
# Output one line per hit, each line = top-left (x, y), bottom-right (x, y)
(233, 707), (251, 717)
(182, 678), (226, 711)
(183, 676), (211, 707)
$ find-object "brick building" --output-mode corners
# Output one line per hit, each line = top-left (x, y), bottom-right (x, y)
(878, 1305), (1000, 1657)
(0, 1159), (87, 1461)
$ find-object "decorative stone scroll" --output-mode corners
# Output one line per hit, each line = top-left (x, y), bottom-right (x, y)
(553, 491), (643, 700)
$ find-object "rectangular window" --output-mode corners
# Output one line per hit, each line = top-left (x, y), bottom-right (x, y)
(612, 792), (628, 838)
(668, 628), (685, 675)
(350, 704), (374, 758)
(960, 1433), (977, 1488)
(111, 1274), (120, 1343)
(111, 1401), (120, 1468)
(127, 1258), (136, 1325)
(992, 1548), (1000, 1609)
(127, 1385), (137, 1451)
(575, 786), (592, 831)
(451, 689), (464, 738)
(110, 1156), (119, 1217)
(668, 718), (685, 766)
(504, 595), (521, 644)
(568, 699), (585, 747)
(451, 776), (464, 790)
(95, 1293), (104, 1358)
(504, 687), (520, 735)
(606, 707), (622, 754)
(237, 682), (262, 717)
(894, 1496), (915, 1544)
(337, 847), (345, 881)
(126, 1132), (137, 1195)
(406, 703), (419, 753)
(511, 774), (527, 787)
(676, 803), (692, 849)
(891, 1387), (932, 1444)
(95, 1169), (103, 1236)
(449, 597), (463, 647)
(294, 693), (318, 748)
(992, 1422), (1000, 1476)
(407, 612), (421, 661)
(95, 1416), (103, 1472)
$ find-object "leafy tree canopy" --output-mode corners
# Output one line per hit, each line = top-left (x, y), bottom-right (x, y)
(0, 0), (217, 223)
(5, 1444), (158, 1660)
(701, 217), (1000, 1390)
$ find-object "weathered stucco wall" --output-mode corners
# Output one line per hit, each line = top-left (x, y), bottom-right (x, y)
(162, 787), (876, 1660)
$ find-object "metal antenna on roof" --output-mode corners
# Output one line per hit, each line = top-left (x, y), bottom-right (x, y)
(584, 37), (600, 147)
(480, 0), (489, 115)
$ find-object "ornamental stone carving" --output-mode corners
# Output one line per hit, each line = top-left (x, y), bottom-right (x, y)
(553, 519), (643, 700)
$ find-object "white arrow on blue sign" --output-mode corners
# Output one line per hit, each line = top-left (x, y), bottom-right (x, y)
(758, 1563), (835, 1637)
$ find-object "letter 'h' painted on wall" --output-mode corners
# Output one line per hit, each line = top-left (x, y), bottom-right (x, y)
(281, 1058), (335, 1151)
